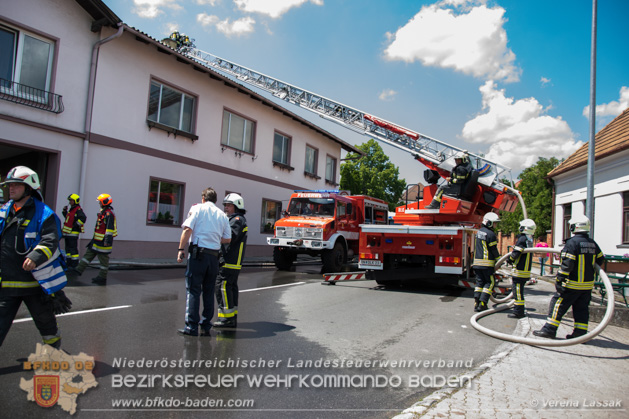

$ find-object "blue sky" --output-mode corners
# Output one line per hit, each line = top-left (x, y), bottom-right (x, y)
(104, 0), (628, 182)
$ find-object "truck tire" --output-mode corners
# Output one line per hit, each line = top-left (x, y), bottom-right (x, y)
(273, 247), (295, 270)
(322, 242), (346, 273)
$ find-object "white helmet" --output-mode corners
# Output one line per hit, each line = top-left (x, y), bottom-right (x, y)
(223, 193), (245, 210)
(519, 218), (536, 235)
(482, 212), (500, 227)
(1, 166), (43, 200)
(569, 214), (590, 234)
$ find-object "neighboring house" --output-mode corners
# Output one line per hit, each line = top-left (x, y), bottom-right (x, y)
(0, 0), (360, 258)
(547, 108), (629, 256)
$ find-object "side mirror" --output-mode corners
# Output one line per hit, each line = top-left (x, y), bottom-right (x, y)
(282, 210), (289, 218)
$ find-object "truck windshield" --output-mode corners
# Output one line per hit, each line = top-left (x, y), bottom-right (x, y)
(287, 198), (335, 217)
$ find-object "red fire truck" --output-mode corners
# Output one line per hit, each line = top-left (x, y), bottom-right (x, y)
(267, 191), (389, 272)
(173, 35), (525, 285)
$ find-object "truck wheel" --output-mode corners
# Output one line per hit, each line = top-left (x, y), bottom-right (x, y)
(322, 242), (346, 273)
(273, 247), (295, 270)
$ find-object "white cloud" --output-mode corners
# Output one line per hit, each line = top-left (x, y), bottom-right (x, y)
(196, 0), (219, 5)
(582, 86), (629, 120)
(234, 0), (323, 19)
(378, 89), (397, 102)
(383, 0), (520, 83)
(132, 0), (182, 19)
(540, 77), (551, 87)
(461, 81), (582, 172)
(197, 13), (255, 36)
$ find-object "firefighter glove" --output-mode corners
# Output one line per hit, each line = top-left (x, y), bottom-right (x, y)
(47, 290), (73, 315)
(555, 279), (565, 294)
(103, 236), (113, 247)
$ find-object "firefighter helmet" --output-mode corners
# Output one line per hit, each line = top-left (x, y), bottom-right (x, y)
(569, 214), (590, 234)
(482, 212), (500, 228)
(97, 193), (112, 206)
(223, 193), (245, 210)
(454, 150), (469, 164)
(1, 166), (43, 199)
(68, 193), (80, 204)
(519, 218), (536, 235)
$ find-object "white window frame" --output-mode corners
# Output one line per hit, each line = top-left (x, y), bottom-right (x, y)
(273, 132), (291, 165)
(325, 155), (337, 184)
(0, 23), (54, 103)
(221, 109), (255, 154)
(305, 145), (318, 175)
(147, 80), (195, 133)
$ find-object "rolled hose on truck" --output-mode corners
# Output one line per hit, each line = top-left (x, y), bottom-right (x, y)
(470, 247), (615, 347)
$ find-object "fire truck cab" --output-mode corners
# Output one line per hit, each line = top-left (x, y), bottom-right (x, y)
(267, 190), (388, 272)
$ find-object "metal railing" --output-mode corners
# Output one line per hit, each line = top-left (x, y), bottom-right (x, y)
(0, 78), (64, 114)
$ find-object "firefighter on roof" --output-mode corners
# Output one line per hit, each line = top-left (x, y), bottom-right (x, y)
(426, 151), (473, 209)
(214, 193), (248, 328)
(506, 219), (536, 318)
(62, 193), (86, 268)
(533, 215), (604, 339)
(68, 194), (117, 285)
(472, 212), (501, 312)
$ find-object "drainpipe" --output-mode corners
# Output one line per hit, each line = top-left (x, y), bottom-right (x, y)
(79, 23), (124, 201)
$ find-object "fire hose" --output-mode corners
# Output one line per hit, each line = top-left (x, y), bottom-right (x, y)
(470, 247), (615, 346)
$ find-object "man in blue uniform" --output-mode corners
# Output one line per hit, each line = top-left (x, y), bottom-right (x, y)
(177, 187), (231, 337)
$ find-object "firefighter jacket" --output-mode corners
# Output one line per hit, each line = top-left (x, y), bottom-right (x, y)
(449, 161), (473, 185)
(0, 198), (67, 295)
(62, 204), (86, 237)
(89, 206), (117, 253)
(473, 225), (500, 269)
(557, 232), (605, 291)
(220, 213), (248, 270)
(508, 234), (532, 279)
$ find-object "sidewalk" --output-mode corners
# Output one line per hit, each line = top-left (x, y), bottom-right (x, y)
(396, 276), (629, 419)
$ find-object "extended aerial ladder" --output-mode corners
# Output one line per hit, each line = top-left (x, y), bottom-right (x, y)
(164, 32), (521, 205)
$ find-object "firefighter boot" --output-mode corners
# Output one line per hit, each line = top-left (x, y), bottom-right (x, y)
(473, 298), (480, 312)
(474, 301), (488, 312)
(566, 329), (587, 339)
(425, 199), (440, 209)
(92, 277), (107, 286)
(533, 325), (557, 339)
(214, 316), (237, 328)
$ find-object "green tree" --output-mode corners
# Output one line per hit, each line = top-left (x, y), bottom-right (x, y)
(340, 139), (406, 211)
(499, 157), (561, 238)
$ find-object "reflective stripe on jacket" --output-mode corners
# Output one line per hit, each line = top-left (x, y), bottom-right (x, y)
(91, 207), (117, 253)
(0, 199), (67, 294)
(221, 214), (248, 270)
(557, 233), (605, 290)
(473, 225), (500, 268)
(509, 234), (532, 279)
(62, 205), (86, 236)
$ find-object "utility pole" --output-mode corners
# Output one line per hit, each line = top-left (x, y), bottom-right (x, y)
(586, 0), (597, 236)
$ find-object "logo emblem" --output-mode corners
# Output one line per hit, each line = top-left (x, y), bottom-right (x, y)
(34, 375), (60, 408)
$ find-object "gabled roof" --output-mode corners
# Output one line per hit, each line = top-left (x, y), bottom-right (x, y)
(123, 25), (361, 155)
(75, 0), (121, 31)
(548, 107), (629, 178)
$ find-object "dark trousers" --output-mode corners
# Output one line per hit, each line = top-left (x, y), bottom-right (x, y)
(184, 253), (219, 333)
(511, 278), (527, 315)
(474, 268), (495, 304)
(216, 268), (239, 320)
(541, 288), (592, 335)
(76, 247), (110, 279)
(0, 293), (60, 347)
(63, 236), (80, 267)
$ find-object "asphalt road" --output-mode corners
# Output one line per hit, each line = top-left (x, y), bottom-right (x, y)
(0, 265), (518, 418)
